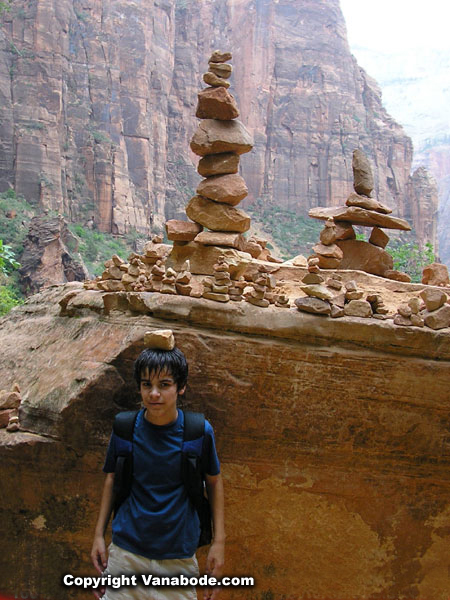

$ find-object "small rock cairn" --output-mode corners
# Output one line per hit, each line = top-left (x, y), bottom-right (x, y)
(309, 149), (412, 281)
(394, 288), (450, 329)
(0, 383), (21, 432)
(86, 236), (196, 297)
(295, 258), (389, 319)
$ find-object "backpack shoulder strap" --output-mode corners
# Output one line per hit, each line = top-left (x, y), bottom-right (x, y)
(113, 410), (139, 441)
(183, 410), (205, 441)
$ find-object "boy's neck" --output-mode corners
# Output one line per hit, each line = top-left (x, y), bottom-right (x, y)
(144, 407), (179, 427)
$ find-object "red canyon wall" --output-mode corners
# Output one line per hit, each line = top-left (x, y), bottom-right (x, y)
(0, 0), (437, 244)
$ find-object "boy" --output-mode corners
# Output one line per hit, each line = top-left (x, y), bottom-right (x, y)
(91, 338), (225, 600)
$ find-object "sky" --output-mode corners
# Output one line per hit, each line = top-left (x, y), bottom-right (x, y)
(339, 0), (450, 151)
(340, 0), (450, 53)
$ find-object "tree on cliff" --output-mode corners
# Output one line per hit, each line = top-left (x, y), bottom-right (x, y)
(0, 239), (22, 315)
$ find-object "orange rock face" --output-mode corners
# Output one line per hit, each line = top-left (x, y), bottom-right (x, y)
(1, 283), (450, 600)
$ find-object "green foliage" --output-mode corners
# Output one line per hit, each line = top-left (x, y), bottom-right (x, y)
(0, 189), (34, 256)
(0, 239), (20, 274)
(387, 240), (435, 283)
(248, 202), (322, 260)
(0, 281), (23, 316)
(68, 224), (129, 276)
(0, 0), (11, 14)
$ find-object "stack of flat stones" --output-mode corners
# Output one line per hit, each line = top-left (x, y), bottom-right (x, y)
(166, 50), (254, 268)
(309, 149), (412, 280)
(86, 236), (197, 298)
(295, 262), (389, 319)
(202, 255), (232, 302)
(394, 289), (450, 330)
(0, 383), (21, 431)
(244, 264), (276, 308)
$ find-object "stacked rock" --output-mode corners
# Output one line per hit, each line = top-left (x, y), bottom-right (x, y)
(150, 260), (165, 292)
(0, 383), (21, 432)
(419, 288), (450, 330)
(366, 293), (389, 319)
(274, 292), (290, 308)
(308, 149), (412, 280)
(202, 256), (232, 302)
(90, 236), (172, 292)
(228, 276), (246, 301)
(244, 265), (274, 308)
(343, 280), (373, 318)
(312, 218), (344, 269)
(295, 267), (335, 315)
(168, 51), (254, 259)
(175, 261), (193, 296)
(161, 268), (177, 294)
(394, 297), (424, 328)
(422, 262), (450, 287)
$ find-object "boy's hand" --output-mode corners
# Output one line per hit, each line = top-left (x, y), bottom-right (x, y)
(204, 540), (224, 600)
(91, 534), (108, 574)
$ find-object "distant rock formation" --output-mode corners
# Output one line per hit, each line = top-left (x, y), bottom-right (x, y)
(0, 0), (438, 251)
(19, 215), (88, 295)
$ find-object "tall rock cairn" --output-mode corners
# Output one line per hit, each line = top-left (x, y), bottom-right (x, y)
(184, 50), (254, 249)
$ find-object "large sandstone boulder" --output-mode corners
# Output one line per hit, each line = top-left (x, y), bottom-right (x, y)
(166, 242), (251, 277)
(196, 174), (248, 206)
(336, 239), (394, 276)
(190, 119), (254, 156)
(186, 195), (251, 233)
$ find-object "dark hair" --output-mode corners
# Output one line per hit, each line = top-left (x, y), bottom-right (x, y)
(134, 347), (188, 391)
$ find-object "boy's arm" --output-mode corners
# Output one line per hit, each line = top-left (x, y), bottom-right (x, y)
(91, 472), (115, 574)
(205, 473), (225, 572)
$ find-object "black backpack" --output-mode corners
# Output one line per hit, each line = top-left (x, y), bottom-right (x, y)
(111, 409), (212, 548)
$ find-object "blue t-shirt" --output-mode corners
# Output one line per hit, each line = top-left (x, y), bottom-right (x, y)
(103, 409), (220, 559)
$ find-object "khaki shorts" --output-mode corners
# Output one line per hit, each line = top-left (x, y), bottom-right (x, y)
(101, 542), (199, 600)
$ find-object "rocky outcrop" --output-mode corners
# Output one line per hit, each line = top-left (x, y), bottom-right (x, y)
(18, 214), (88, 294)
(0, 0), (437, 250)
(0, 282), (450, 599)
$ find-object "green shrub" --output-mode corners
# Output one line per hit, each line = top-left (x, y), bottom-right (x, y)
(387, 240), (435, 283)
(248, 203), (322, 260)
(0, 282), (23, 316)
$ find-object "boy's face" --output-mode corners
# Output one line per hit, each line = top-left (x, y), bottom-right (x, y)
(140, 368), (185, 426)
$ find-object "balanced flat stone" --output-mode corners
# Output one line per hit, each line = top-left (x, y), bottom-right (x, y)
(186, 195), (251, 233)
(336, 239), (393, 277)
(165, 219), (203, 242)
(346, 192), (392, 214)
(353, 149), (374, 196)
(209, 50), (232, 63)
(308, 206), (411, 231)
(203, 72), (230, 88)
(208, 62), (232, 79)
(194, 231), (245, 250)
(197, 153), (239, 177)
(190, 119), (254, 156)
(196, 87), (239, 120)
(294, 297), (331, 315)
(196, 174), (248, 206)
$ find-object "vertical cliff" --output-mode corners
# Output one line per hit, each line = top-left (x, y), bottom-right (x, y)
(0, 0), (437, 248)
